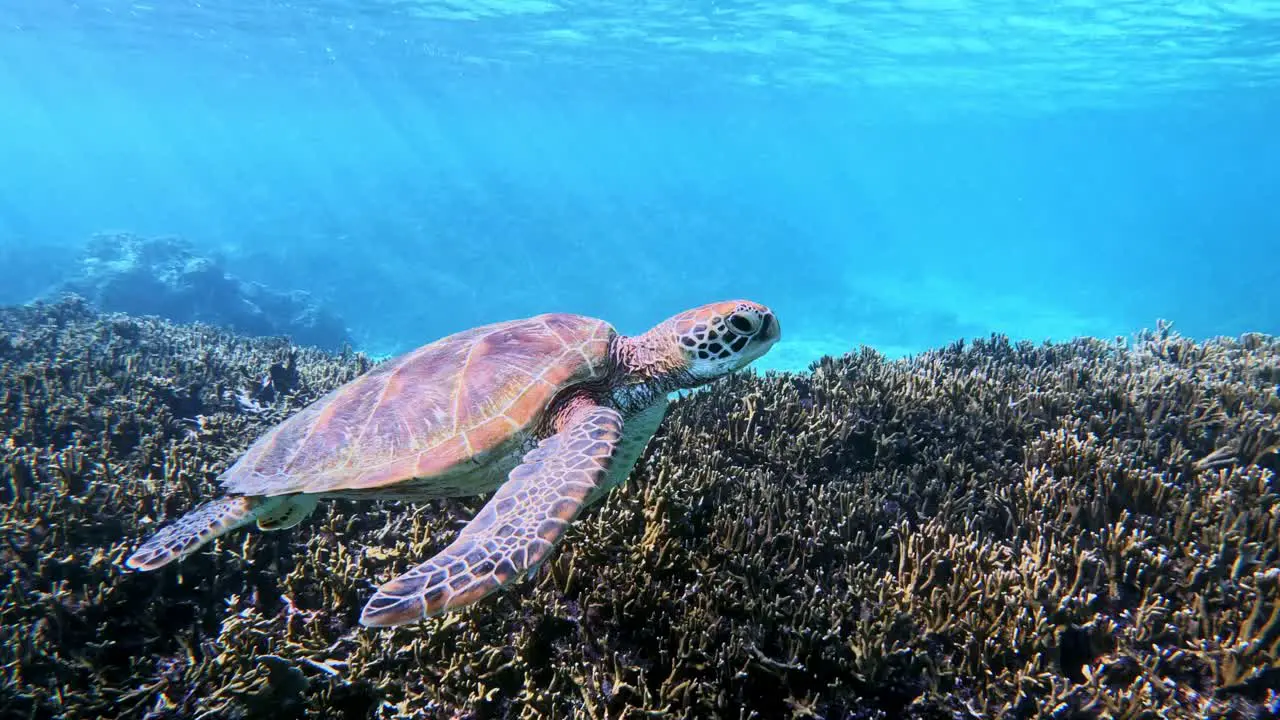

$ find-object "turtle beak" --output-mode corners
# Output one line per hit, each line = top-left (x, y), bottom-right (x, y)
(741, 312), (780, 366)
(759, 313), (780, 343)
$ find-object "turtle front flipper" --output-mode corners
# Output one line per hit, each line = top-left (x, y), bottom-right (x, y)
(126, 495), (293, 570)
(360, 403), (624, 627)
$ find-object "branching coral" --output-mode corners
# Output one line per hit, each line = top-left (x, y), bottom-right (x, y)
(1, 300), (1276, 719)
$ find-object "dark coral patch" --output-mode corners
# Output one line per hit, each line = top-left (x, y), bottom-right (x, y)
(1, 302), (1277, 719)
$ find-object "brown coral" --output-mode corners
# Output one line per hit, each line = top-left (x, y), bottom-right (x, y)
(1, 300), (1277, 719)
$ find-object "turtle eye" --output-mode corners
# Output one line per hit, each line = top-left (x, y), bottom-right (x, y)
(727, 312), (757, 335)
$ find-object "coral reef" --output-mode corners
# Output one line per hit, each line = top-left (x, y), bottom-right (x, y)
(58, 233), (352, 351)
(1, 300), (1277, 719)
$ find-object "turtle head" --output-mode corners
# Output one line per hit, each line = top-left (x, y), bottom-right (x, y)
(622, 300), (781, 390)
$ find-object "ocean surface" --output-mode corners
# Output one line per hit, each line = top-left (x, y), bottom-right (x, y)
(1, 0), (1278, 369)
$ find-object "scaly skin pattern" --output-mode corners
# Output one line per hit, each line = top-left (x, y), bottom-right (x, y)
(359, 400), (624, 626)
(125, 300), (781, 626)
(611, 300), (780, 409)
(358, 301), (781, 626)
(125, 497), (271, 571)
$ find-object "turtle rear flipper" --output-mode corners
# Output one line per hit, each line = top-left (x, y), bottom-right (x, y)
(126, 496), (286, 570)
(257, 494), (319, 530)
(359, 403), (624, 627)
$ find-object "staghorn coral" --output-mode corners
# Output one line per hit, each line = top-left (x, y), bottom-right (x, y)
(0, 301), (1277, 719)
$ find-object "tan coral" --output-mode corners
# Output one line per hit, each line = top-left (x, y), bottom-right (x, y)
(2, 300), (1278, 718)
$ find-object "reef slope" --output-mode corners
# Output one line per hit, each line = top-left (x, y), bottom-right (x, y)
(1, 298), (1277, 719)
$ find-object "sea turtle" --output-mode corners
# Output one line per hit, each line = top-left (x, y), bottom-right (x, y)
(125, 300), (780, 627)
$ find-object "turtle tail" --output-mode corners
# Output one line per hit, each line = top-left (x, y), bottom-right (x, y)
(126, 496), (284, 571)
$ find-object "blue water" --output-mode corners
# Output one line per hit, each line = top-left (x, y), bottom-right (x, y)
(2, 0), (1278, 369)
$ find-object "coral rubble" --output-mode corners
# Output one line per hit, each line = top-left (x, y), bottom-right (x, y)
(1, 301), (1277, 719)
(58, 233), (352, 351)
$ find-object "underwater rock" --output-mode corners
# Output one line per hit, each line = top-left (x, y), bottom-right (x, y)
(56, 232), (352, 351)
(0, 301), (1277, 719)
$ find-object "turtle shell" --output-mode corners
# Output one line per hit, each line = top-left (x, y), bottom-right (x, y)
(219, 313), (616, 497)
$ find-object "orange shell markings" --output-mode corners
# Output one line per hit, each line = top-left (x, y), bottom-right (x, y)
(218, 314), (615, 497)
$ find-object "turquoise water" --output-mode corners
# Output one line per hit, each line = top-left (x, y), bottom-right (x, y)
(1, 0), (1278, 369)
